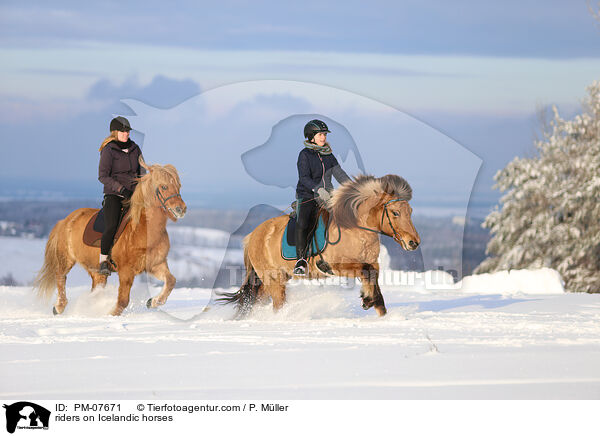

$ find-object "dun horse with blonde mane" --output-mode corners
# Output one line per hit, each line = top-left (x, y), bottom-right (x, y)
(219, 174), (420, 317)
(34, 158), (186, 316)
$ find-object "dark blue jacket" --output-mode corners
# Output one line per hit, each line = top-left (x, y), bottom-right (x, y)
(296, 147), (350, 199)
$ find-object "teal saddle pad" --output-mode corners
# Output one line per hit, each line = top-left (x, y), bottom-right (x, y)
(281, 215), (328, 260)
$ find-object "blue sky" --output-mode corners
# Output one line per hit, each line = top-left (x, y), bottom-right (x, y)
(1, 1), (599, 213)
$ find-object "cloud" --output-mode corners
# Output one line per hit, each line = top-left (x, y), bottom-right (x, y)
(2, 1), (600, 58)
(17, 68), (99, 77)
(0, 96), (100, 123)
(0, 75), (202, 123)
(224, 24), (328, 38)
(0, 4), (168, 46)
(87, 75), (201, 109)
(3, 39), (599, 116)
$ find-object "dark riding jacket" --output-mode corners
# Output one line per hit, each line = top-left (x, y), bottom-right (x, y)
(98, 140), (144, 196)
(295, 147), (350, 199)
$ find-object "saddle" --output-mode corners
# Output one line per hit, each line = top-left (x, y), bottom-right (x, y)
(82, 208), (131, 248)
(281, 208), (330, 261)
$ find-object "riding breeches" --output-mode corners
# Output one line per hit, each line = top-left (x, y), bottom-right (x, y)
(295, 197), (319, 260)
(100, 194), (124, 255)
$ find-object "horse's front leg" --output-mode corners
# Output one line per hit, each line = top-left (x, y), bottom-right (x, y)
(146, 261), (176, 309)
(110, 270), (134, 316)
(360, 263), (386, 316)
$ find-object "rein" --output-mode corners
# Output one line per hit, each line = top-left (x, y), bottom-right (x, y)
(155, 187), (182, 216)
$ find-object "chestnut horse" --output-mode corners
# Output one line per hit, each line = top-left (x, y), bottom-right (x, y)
(218, 174), (420, 317)
(34, 159), (186, 316)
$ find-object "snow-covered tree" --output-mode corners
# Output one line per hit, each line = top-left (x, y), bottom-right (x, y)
(476, 81), (600, 293)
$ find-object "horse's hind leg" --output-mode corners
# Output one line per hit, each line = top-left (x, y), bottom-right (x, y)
(54, 259), (75, 315)
(147, 261), (176, 309)
(264, 273), (288, 311)
(359, 263), (386, 316)
(269, 284), (287, 311)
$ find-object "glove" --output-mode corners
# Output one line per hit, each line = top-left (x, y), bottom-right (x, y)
(120, 187), (134, 198)
(316, 187), (331, 204)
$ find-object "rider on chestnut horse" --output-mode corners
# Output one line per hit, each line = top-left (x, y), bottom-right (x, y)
(97, 116), (145, 275)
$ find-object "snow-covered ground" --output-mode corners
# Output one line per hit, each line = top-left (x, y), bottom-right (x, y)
(1, 266), (599, 399)
(1, 233), (599, 399)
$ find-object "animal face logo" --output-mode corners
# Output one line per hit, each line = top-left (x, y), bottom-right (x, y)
(121, 80), (481, 315)
(3, 402), (51, 434)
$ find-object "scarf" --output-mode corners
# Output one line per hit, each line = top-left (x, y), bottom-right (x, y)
(303, 140), (332, 155)
(115, 139), (131, 153)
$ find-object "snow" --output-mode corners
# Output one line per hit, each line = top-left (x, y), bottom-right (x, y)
(167, 226), (233, 248)
(457, 267), (565, 294)
(1, 234), (598, 399)
(1, 271), (599, 399)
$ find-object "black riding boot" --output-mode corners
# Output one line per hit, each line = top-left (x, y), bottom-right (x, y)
(100, 194), (122, 275)
(294, 224), (311, 276)
(316, 258), (334, 276)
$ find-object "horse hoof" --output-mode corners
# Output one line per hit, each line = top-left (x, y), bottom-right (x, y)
(375, 306), (387, 317)
(52, 306), (58, 316)
(146, 298), (154, 309)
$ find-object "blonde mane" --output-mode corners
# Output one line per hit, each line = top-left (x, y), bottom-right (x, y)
(330, 174), (412, 228)
(128, 157), (182, 229)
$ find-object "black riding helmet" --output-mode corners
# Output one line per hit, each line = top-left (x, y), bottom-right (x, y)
(304, 119), (330, 141)
(110, 116), (132, 132)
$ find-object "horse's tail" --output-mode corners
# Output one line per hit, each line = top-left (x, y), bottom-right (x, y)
(216, 234), (262, 317)
(33, 221), (63, 300)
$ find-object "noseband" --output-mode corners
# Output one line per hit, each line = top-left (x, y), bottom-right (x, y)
(155, 187), (182, 216)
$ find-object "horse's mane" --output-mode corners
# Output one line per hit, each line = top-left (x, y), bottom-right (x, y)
(330, 174), (412, 228)
(128, 158), (181, 229)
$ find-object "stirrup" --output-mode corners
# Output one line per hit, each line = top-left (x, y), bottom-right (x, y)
(99, 260), (111, 276)
(293, 259), (308, 276)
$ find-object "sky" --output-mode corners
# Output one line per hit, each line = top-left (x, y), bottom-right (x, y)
(1, 0), (599, 214)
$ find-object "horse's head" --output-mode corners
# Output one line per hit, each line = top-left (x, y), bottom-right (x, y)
(377, 197), (420, 251)
(132, 158), (187, 224)
(330, 174), (420, 251)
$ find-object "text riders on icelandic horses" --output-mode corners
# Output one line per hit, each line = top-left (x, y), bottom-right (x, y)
(34, 116), (186, 316)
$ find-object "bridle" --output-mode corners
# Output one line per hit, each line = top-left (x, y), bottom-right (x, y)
(357, 198), (406, 244)
(155, 187), (182, 217)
